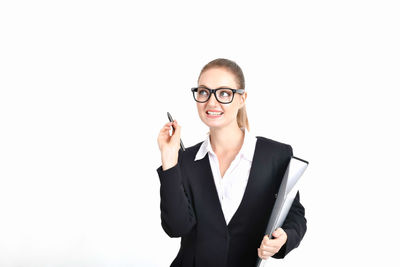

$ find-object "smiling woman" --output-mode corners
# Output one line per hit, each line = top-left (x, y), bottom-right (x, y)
(195, 59), (249, 132)
(156, 58), (307, 267)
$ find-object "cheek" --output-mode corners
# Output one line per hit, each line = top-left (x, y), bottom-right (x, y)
(232, 99), (243, 113)
(225, 102), (239, 114)
(196, 103), (205, 114)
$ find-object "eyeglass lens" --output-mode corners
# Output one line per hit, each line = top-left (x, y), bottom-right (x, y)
(194, 88), (234, 103)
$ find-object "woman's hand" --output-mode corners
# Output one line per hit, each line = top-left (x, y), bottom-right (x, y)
(257, 228), (287, 260)
(157, 120), (181, 170)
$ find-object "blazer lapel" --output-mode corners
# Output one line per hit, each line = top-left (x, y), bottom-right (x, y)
(190, 137), (277, 230)
(228, 137), (276, 229)
(192, 153), (228, 227)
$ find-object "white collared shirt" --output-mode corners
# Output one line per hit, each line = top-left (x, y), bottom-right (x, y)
(194, 128), (257, 225)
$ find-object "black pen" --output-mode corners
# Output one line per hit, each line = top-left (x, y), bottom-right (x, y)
(167, 112), (185, 151)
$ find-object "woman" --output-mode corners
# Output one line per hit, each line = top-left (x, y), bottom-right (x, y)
(157, 58), (306, 267)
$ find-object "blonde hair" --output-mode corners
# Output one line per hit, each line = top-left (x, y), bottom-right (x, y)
(198, 58), (250, 131)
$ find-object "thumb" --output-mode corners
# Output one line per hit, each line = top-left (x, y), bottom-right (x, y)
(272, 228), (284, 238)
(171, 121), (181, 139)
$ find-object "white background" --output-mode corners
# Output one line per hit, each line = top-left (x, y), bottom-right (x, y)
(1, 1), (399, 266)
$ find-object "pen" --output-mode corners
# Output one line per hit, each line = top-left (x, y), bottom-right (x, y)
(167, 112), (185, 151)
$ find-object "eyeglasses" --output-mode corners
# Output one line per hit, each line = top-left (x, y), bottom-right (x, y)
(191, 86), (245, 104)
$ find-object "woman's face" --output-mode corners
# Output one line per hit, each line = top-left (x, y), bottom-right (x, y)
(196, 67), (247, 130)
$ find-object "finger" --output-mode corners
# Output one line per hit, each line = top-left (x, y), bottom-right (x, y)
(163, 127), (172, 133)
(266, 237), (284, 246)
(258, 248), (270, 259)
(265, 241), (285, 254)
(161, 123), (173, 131)
(159, 126), (170, 133)
(261, 242), (279, 253)
(259, 255), (270, 260)
(163, 122), (173, 127)
(263, 240), (283, 252)
(261, 235), (270, 247)
(272, 228), (285, 238)
(261, 235), (269, 243)
(260, 242), (278, 251)
(260, 243), (280, 254)
(160, 126), (171, 133)
(258, 248), (265, 259)
(258, 248), (273, 259)
(171, 120), (178, 129)
(172, 122), (181, 136)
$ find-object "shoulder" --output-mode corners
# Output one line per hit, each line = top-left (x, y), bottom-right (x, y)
(177, 140), (204, 163)
(255, 136), (293, 157)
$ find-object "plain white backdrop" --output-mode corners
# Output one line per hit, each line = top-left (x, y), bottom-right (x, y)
(1, 1), (399, 266)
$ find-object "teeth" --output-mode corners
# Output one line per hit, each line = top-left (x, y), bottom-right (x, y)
(207, 111), (223, 115)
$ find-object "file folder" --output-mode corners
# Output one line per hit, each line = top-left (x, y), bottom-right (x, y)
(256, 156), (308, 267)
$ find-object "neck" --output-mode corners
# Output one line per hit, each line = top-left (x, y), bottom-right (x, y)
(209, 123), (245, 155)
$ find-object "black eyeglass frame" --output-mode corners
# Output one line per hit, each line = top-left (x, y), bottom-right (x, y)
(191, 87), (245, 104)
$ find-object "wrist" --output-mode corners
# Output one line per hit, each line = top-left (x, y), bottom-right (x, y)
(161, 149), (179, 170)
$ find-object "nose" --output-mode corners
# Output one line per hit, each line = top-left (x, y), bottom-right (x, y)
(207, 92), (218, 105)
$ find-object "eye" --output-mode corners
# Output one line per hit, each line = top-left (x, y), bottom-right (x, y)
(218, 89), (232, 98)
(198, 88), (209, 96)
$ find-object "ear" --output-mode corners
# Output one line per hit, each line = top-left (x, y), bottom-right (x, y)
(240, 91), (247, 107)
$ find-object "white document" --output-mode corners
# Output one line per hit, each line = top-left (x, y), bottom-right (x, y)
(256, 156), (308, 267)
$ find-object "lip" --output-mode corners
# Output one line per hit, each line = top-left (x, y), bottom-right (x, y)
(205, 110), (224, 118)
(206, 109), (224, 113)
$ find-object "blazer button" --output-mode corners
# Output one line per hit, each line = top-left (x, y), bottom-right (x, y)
(274, 193), (278, 199)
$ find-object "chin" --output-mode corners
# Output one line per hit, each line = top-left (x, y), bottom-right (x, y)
(201, 117), (229, 129)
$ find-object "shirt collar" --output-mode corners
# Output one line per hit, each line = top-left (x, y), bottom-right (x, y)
(194, 128), (256, 162)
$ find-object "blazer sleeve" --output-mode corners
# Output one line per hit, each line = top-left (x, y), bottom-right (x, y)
(272, 145), (307, 259)
(156, 150), (196, 238)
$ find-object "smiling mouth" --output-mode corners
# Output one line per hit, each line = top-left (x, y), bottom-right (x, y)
(206, 111), (224, 115)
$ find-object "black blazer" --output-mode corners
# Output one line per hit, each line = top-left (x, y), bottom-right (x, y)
(156, 136), (307, 267)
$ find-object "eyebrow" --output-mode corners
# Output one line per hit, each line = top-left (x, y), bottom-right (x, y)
(198, 85), (234, 89)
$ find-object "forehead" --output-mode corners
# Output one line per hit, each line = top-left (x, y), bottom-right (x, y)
(198, 68), (238, 88)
